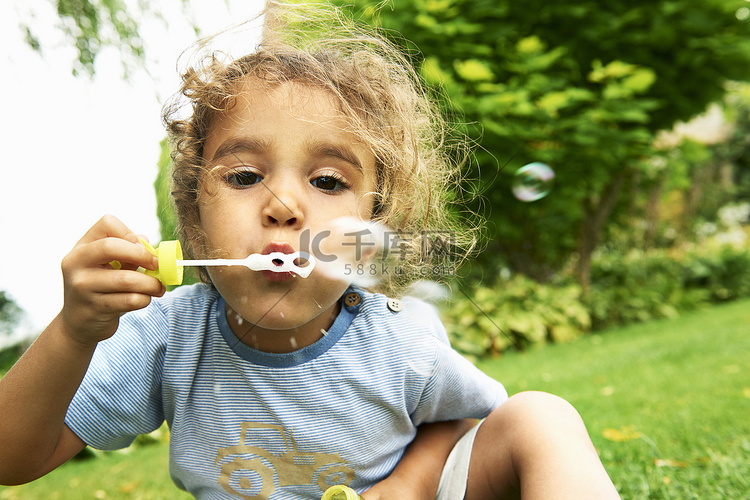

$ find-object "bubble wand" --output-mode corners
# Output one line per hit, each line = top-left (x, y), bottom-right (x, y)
(111, 240), (315, 285)
(321, 485), (363, 500)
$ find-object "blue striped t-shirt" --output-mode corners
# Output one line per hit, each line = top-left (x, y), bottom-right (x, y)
(65, 284), (507, 499)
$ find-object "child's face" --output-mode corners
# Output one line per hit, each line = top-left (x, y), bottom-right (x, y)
(198, 79), (377, 346)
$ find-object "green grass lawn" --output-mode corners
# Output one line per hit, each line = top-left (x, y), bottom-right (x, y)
(1, 298), (748, 499)
(0, 443), (189, 500)
(479, 297), (750, 499)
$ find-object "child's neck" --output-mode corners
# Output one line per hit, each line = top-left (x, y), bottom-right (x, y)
(225, 301), (341, 354)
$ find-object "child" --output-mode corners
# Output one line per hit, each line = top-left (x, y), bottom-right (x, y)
(0, 2), (619, 499)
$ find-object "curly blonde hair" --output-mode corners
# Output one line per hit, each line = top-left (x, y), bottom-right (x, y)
(162, 1), (477, 296)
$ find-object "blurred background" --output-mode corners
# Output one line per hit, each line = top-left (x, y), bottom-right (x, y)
(3, 0), (748, 354)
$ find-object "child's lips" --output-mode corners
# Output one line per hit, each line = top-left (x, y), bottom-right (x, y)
(262, 242), (297, 256)
(261, 242), (297, 282)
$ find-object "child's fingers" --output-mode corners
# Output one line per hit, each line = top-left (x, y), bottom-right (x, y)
(64, 267), (165, 309)
(66, 216), (158, 271)
(72, 291), (157, 320)
(98, 237), (158, 271)
(67, 235), (158, 272)
(83, 267), (166, 297)
(60, 267), (165, 344)
(92, 291), (162, 316)
(59, 215), (166, 344)
(59, 288), (162, 344)
(77, 215), (142, 246)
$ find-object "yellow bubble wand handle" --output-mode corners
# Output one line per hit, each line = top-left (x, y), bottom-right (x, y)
(109, 239), (184, 286)
(321, 485), (363, 500)
(142, 239), (183, 285)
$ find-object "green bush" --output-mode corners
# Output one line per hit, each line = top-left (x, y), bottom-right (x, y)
(0, 346), (21, 375)
(683, 245), (750, 302)
(441, 275), (591, 359)
(588, 249), (703, 329)
(589, 245), (750, 329)
(444, 243), (750, 358)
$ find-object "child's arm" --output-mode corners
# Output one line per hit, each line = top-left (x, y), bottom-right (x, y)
(0, 215), (164, 485)
(362, 419), (477, 500)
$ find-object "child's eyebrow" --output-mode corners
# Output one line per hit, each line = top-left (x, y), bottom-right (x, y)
(309, 142), (363, 171)
(210, 137), (270, 163)
(210, 137), (364, 172)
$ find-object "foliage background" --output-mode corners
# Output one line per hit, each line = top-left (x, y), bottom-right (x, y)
(337, 0), (750, 291)
(4, 0), (750, 354)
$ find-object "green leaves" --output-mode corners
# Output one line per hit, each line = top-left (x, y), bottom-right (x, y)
(441, 275), (591, 358)
(420, 57), (450, 86)
(0, 291), (23, 337)
(536, 88), (595, 118)
(154, 140), (177, 243)
(453, 59), (495, 82)
(441, 242), (750, 359)
(340, 0), (750, 285)
(53, 0), (144, 76)
(154, 140), (197, 288)
(589, 60), (658, 100)
(588, 244), (750, 329)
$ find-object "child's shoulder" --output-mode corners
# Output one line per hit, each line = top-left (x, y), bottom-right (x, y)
(354, 288), (449, 344)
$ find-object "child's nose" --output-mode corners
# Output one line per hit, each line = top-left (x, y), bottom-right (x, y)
(261, 183), (304, 229)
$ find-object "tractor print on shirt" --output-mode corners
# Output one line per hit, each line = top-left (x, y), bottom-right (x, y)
(215, 422), (355, 499)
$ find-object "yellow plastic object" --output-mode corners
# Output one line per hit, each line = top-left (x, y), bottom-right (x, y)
(141, 239), (184, 286)
(110, 239), (184, 286)
(321, 485), (363, 500)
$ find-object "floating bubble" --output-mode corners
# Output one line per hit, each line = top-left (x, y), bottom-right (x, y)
(310, 217), (457, 289)
(312, 217), (392, 287)
(404, 280), (451, 303)
(512, 162), (555, 202)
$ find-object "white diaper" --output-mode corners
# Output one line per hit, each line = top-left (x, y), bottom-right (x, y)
(435, 421), (483, 500)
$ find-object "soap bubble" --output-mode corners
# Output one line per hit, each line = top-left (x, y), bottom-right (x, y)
(512, 162), (555, 202)
(310, 217), (392, 287)
(307, 217), (458, 290)
(404, 280), (451, 303)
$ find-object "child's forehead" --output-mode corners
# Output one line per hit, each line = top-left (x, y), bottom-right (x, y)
(203, 77), (376, 164)
(206, 76), (370, 145)
(233, 77), (338, 111)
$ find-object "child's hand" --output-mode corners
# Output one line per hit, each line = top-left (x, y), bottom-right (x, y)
(59, 215), (165, 346)
(361, 476), (431, 500)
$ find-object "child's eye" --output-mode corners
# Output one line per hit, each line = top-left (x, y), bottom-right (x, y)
(311, 174), (349, 192)
(225, 169), (262, 187)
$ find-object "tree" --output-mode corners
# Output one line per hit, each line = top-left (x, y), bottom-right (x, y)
(18, 0), (145, 76)
(715, 83), (750, 206)
(340, 0), (750, 291)
(17, 0), (195, 77)
(0, 292), (22, 338)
